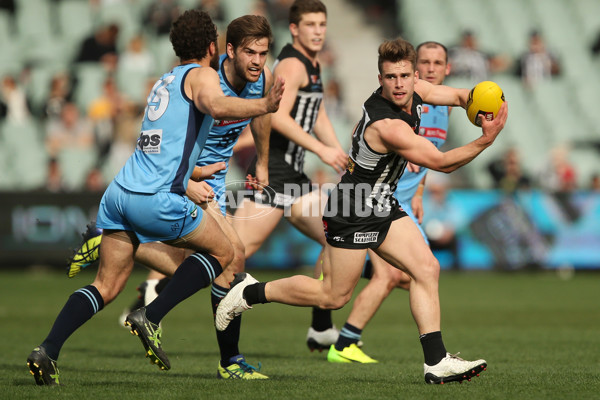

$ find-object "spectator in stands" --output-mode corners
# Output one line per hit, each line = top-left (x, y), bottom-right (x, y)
(0, 75), (31, 123)
(323, 78), (347, 122)
(487, 147), (531, 192)
(45, 102), (94, 158)
(43, 72), (73, 121)
(84, 167), (106, 192)
(143, 0), (181, 36)
(0, 0), (15, 15)
(591, 30), (600, 56)
(88, 76), (130, 164)
(538, 145), (577, 193)
(45, 157), (66, 193)
(197, 0), (226, 26)
(448, 30), (509, 83)
(267, 0), (294, 24)
(516, 30), (561, 88)
(101, 86), (146, 179)
(421, 172), (461, 269)
(74, 23), (120, 64)
(590, 173), (600, 191)
(119, 34), (155, 78)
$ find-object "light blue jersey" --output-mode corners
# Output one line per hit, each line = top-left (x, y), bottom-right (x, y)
(97, 63), (212, 242)
(198, 54), (266, 215)
(116, 63), (214, 195)
(395, 104), (449, 240)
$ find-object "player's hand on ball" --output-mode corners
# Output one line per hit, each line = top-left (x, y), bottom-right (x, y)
(480, 101), (508, 144)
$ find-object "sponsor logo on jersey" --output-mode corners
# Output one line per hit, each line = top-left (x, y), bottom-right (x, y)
(420, 127), (447, 140)
(213, 118), (250, 127)
(347, 157), (355, 174)
(137, 129), (162, 154)
(353, 232), (379, 244)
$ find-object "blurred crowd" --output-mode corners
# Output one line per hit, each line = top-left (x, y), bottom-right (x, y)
(0, 0), (598, 194)
(0, 0), (307, 192)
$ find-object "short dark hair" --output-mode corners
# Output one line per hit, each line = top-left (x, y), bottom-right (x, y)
(226, 15), (273, 50)
(416, 41), (448, 63)
(377, 38), (416, 73)
(289, 0), (327, 26)
(170, 10), (217, 61)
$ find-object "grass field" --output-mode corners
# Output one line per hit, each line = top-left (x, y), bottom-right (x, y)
(2, 267), (600, 399)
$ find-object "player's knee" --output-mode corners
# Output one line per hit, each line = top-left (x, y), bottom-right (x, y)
(215, 241), (235, 270)
(420, 256), (440, 282)
(94, 282), (122, 305)
(391, 269), (411, 290)
(230, 241), (246, 273)
(243, 240), (260, 258)
(320, 292), (352, 310)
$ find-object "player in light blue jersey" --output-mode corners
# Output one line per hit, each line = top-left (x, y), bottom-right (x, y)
(27, 10), (283, 385)
(129, 15), (276, 379)
(67, 15), (277, 380)
(190, 16), (275, 379)
(326, 41), (453, 363)
(194, 49), (269, 215)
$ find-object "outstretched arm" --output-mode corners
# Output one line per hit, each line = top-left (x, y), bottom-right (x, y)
(415, 78), (469, 108)
(379, 102), (508, 173)
(188, 66), (284, 120)
(190, 162), (226, 182)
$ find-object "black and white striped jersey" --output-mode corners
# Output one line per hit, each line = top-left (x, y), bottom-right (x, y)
(341, 88), (422, 214)
(270, 44), (323, 173)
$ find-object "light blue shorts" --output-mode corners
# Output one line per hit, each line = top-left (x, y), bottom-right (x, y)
(204, 176), (227, 216)
(96, 180), (203, 243)
(396, 199), (429, 245)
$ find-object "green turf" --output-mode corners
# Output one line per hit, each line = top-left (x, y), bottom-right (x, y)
(3, 267), (600, 399)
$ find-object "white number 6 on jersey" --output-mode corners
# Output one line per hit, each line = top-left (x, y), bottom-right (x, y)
(146, 75), (176, 121)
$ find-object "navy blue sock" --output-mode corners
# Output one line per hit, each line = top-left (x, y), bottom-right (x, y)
(420, 331), (447, 366)
(361, 259), (373, 280)
(41, 285), (104, 360)
(145, 253), (222, 324)
(311, 307), (333, 331)
(211, 283), (241, 366)
(242, 282), (268, 305)
(335, 322), (362, 351)
(155, 277), (171, 293)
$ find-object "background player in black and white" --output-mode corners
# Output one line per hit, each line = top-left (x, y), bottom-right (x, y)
(231, 0), (347, 348)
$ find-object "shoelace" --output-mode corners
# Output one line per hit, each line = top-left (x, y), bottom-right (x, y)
(49, 360), (60, 383)
(238, 360), (262, 374)
(73, 240), (100, 263)
(149, 325), (162, 347)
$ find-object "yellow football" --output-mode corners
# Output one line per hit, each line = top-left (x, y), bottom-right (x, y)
(466, 81), (505, 126)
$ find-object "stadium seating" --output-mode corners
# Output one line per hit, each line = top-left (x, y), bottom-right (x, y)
(0, 0), (597, 190)
(57, 147), (99, 190)
(71, 63), (108, 112)
(55, 0), (94, 54)
(0, 119), (48, 190)
(399, 0), (600, 188)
